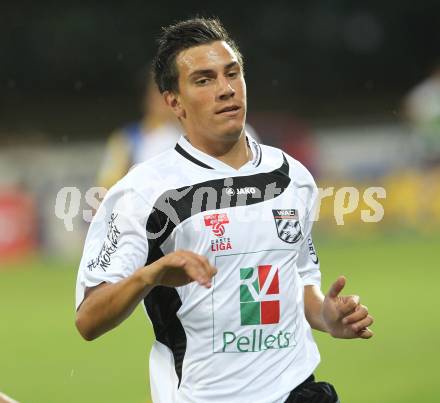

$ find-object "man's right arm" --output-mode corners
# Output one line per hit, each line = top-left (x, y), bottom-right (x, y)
(75, 250), (217, 341)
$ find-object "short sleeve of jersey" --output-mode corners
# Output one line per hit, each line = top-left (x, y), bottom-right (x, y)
(75, 184), (151, 309)
(297, 231), (321, 287)
(289, 158), (321, 287)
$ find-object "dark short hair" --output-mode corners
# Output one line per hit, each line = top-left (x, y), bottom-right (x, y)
(153, 17), (243, 93)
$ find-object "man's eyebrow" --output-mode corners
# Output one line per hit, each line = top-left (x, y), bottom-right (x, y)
(189, 62), (240, 79)
(224, 61), (239, 70)
(189, 69), (215, 79)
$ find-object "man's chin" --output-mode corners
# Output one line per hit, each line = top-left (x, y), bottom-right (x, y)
(217, 122), (245, 142)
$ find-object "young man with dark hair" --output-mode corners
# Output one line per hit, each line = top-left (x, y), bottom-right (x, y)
(75, 17), (373, 403)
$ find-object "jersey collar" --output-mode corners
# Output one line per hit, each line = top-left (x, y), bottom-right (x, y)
(175, 131), (262, 172)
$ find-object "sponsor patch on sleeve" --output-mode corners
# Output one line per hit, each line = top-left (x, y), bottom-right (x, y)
(307, 237), (319, 264)
(87, 212), (121, 271)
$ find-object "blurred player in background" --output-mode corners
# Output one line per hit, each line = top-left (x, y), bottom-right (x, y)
(97, 70), (181, 189)
(404, 60), (440, 167)
(76, 17), (373, 403)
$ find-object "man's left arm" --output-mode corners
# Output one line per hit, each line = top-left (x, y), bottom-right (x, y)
(304, 276), (374, 339)
(290, 159), (374, 339)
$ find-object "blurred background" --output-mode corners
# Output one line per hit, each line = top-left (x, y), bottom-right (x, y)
(0, 1), (439, 402)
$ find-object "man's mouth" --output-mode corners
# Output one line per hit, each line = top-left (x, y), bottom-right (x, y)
(216, 105), (241, 114)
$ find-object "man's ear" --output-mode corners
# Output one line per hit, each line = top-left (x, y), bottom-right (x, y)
(163, 91), (186, 119)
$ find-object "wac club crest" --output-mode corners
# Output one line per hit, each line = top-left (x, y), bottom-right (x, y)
(272, 209), (303, 244)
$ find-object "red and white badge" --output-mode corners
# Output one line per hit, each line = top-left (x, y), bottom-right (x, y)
(204, 213), (229, 237)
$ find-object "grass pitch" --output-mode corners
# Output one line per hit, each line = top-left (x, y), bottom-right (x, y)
(0, 234), (437, 402)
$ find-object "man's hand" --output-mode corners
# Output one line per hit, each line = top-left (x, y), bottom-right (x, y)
(147, 250), (217, 288)
(322, 276), (374, 339)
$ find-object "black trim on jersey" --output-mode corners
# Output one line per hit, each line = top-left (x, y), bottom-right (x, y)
(175, 143), (214, 169)
(146, 153), (289, 250)
(255, 143), (262, 167)
(143, 231), (187, 387)
(246, 136), (262, 167)
(143, 285), (187, 387)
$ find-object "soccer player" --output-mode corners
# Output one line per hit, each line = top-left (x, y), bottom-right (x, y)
(97, 70), (181, 189)
(75, 18), (374, 403)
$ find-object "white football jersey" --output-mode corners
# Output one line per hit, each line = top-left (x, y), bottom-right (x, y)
(76, 134), (322, 403)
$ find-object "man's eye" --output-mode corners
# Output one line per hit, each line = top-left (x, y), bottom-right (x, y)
(228, 71), (238, 78)
(196, 78), (210, 85)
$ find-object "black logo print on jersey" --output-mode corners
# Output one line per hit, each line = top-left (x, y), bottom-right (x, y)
(307, 237), (319, 264)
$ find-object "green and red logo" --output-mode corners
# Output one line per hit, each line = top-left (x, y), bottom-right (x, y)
(240, 265), (280, 325)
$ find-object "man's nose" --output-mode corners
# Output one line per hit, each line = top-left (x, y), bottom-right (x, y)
(217, 76), (235, 100)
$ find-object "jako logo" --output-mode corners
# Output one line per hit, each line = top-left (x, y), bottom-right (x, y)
(225, 187), (256, 196)
(240, 265), (280, 325)
(236, 187), (256, 195)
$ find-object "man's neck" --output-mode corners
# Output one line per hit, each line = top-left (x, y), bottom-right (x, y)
(186, 132), (251, 170)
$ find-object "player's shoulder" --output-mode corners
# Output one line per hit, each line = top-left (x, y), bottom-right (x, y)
(261, 144), (316, 187)
(130, 147), (179, 176)
(109, 147), (182, 203)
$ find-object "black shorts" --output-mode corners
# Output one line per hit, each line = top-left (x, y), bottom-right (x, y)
(284, 374), (340, 403)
